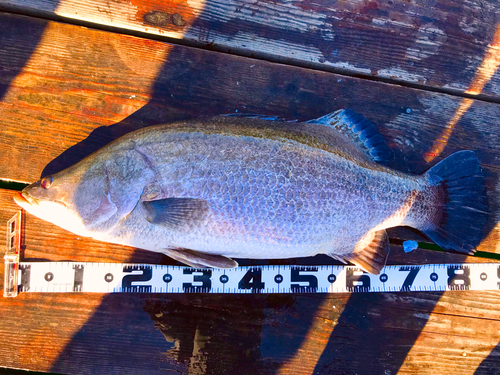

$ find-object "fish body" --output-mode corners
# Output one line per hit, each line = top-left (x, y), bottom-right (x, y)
(15, 111), (488, 273)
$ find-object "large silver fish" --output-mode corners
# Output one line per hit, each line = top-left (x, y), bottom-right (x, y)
(14, 110), (488, 273)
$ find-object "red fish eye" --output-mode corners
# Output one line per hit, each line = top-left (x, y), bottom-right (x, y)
(40, 176), (53, 189)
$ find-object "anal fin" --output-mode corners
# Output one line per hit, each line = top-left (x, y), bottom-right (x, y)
(163, 248), (238, 269)
(341, 229), (390, 274)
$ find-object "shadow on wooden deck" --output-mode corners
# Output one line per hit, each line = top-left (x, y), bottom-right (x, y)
(0, 14), (56, 100)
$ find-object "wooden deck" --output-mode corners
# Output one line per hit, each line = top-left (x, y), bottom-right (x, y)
(0, 1), (500, 373)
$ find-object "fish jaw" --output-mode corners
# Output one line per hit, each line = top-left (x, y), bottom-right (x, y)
(14, 186), (91, 237)
(13, 190), (34, 208)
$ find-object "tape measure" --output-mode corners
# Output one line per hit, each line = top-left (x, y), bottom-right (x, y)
(5, 261), (499, 296)
(4, 213), (500, 297)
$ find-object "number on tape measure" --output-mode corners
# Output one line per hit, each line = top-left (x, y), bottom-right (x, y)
(183, 269), (212, 292)
(346, 268), (370, 292)
(399, 266), (419, 291)
(73, 265), (84, 292)
(122, 265), (152, 292)
(291, 267), (318, 292)
(238, 268), (265, 292)
(447, 265), (470, 290)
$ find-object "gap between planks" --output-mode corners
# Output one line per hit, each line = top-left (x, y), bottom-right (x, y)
(1, 6), (500, 106)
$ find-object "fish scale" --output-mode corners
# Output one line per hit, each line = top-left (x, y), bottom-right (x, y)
(110, 129), (420, 259)
(14, 111), (489, 274)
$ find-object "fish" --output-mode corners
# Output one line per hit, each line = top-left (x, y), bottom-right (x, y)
(14, 110), (489, 274)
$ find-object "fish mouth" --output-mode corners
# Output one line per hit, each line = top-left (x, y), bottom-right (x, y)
(14, 190), (38, 207)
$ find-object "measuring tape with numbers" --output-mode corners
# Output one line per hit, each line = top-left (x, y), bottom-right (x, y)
(5, 261), (499, 296)
(4, 213), (500, 297)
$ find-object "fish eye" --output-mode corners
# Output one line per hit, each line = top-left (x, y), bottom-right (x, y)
(40, 176), (53, 189)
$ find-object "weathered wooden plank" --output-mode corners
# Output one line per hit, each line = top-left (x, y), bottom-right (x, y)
(2, 0), (500, 100)
(0, 12), (499, 254)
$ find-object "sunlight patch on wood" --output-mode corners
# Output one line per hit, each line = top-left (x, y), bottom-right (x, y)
(478, 221), (500, 254)
(54, 0), (206, 40)
(15, 294), (107, 371)
(396, 291), (500, 375)
(277, 298), (337, 375)
(2, 22), (172, 122)
(423, 98), (474, 162)
(425, 24), (500, 163)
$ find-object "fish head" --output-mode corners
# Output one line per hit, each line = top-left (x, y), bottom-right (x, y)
(14, 151), (154, 237)
(14, 162), (116, 236)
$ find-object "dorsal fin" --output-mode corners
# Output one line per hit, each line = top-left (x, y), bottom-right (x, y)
(222, 110), (392, 163)
(306, 109), (393, 163)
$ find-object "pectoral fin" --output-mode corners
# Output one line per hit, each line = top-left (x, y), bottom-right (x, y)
(163, 248), (238, 269)
(143, 198), (209, 229)
(341, 229), (390, 274)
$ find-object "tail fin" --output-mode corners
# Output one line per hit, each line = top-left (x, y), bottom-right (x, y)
(422, 150), (488, 254)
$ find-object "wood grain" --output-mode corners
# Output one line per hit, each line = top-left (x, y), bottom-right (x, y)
(3, 0), (500, 100)
(0, 13), (499, 254)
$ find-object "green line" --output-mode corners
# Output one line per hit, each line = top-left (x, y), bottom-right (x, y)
(391, 238), (500, 261)
(414, 242), (449, 252)
(0, 180), (28, 191)
(471, 251), (500, 260)
(416, 242), (500, 260)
